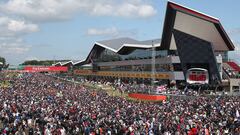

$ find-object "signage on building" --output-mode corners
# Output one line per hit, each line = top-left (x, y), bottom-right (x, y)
(74, 69), (170, 79)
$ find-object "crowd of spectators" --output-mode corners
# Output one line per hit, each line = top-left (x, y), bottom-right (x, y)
(0, 72), (240, 134)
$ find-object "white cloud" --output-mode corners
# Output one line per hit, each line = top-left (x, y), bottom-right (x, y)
(0, 0), (81, 22)
(0, 0), (157, 22)
(0, 16), (39, 37)
(8, 20), (38, 32)
(86, 27), (139, 38)
(114, 3), (156, 18)
(0, 37), (31, 54)
(87, 27), (119, 36)
(0, 16), (37, 60)
(90, 0), (157, 18)
(138, 5), (157, 17)
(90, 2), (157, 18)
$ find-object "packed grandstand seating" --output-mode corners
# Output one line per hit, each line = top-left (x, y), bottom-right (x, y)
(227, 62), (240, 72)
(0, 72), (240, 134)
(223, 67), (240, 79)
(222, 61), (240, 79)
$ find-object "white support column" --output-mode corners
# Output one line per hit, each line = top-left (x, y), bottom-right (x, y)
(151, 41), (156, 93)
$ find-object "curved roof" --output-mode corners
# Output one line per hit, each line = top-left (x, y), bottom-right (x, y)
(161, 1), (234, 51)
(81, 37), (161, 64)
(53, 60), (86, 67)
(61, 61), (73, 66)
(53, 60), (80, 66)
(52, 62), (62, 66)
(73, 60), (86, 66)
(95, 37), (139, 52)
(95, 37), (161, 53)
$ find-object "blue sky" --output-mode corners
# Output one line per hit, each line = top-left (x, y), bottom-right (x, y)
(0, 0), (239, 65)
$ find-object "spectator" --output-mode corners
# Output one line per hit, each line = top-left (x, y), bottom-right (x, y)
(0, 72), (239, 134)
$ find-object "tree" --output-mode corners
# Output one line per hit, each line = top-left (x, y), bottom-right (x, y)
(22, 60), (39, 65)
(21, 60), (70, 66)
(0, 57), (6, 65)
(0, 56), (6, 71)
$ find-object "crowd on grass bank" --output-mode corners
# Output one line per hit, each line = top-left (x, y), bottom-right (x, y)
(0, 72), (240, 135)
(69, 78), (199, 96)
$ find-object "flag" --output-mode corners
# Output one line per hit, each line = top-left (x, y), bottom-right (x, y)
(236, 110), (239, 118)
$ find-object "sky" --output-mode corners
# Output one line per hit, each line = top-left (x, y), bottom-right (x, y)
(0, 0), (239, 65)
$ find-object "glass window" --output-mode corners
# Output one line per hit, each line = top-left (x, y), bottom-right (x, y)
(95, 48), (169, 63)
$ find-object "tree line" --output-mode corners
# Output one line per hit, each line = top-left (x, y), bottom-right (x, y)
(0, 56), (9, 69)
(21, 60), (70, 66)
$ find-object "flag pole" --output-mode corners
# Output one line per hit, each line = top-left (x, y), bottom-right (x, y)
(151, 40), (156, 94)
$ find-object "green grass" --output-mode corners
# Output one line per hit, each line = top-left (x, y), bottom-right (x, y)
(82, 82), (163, 102)
(83, 82), (128, 97)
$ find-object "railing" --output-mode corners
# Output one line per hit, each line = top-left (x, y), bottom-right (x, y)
(222, 62), (240, 79)
(222, 69), (230, 80)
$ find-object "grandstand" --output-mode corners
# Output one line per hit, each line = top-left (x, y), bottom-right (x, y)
(53, 1), (240, 94)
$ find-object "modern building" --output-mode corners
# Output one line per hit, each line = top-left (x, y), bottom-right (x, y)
(70, 1), (239, 92)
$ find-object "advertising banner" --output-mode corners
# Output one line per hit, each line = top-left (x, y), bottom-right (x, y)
(24, 66), (68, 72)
